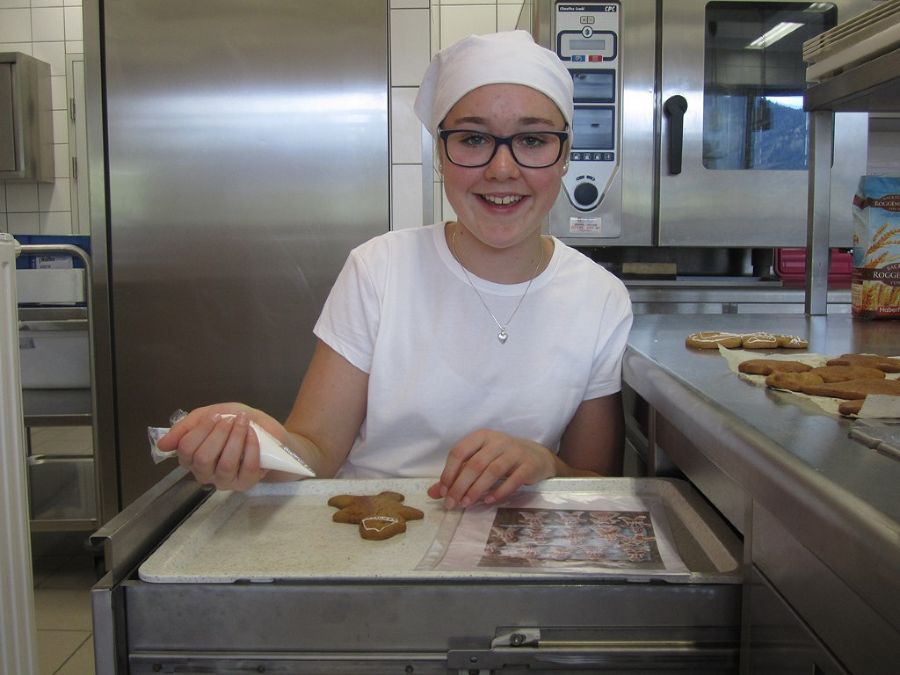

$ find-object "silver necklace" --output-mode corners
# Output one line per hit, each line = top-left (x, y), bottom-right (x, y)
(450, 226), (545, 344)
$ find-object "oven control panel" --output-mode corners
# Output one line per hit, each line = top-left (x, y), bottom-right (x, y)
(555, 1), (620, 212)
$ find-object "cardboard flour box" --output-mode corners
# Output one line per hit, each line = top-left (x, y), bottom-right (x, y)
(851, 176), (900, 319)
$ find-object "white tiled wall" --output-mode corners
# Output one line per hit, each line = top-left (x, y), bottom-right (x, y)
(417, 0), (527, 226)
(390, 1), (431, 231)
(0, 1), (522, 236)
(0, 0), (83, 235)
(389, 1), (530, 230)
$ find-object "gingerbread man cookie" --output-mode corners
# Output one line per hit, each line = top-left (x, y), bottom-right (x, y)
(838, 400), (866, 416)
(808, 365), (885, 383)
(826, 354), (900, 373)
(738, 359), (811, 376)
(740, 332), (779, 349)
(764, 371), (824, 392)
(685, 331), (743, 349)
(327, 491), (424, 540)
(775, 334), (809, 349)
(800, 377), (900, 400)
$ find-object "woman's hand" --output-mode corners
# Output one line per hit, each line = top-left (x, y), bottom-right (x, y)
(427, 429), (558, 509)
(156, 403), (279, 491)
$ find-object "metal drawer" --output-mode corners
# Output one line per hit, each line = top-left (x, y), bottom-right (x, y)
(92, 475), (743, 674)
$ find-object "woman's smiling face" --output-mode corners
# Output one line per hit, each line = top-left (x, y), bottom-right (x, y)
(439, 83), (568, 252)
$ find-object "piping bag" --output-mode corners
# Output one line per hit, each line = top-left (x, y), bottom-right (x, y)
(147, 409), (316, 477)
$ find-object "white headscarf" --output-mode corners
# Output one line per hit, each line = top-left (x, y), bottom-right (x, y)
(413, 30), (574, 138)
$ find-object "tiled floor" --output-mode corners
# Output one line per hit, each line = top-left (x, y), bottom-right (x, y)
(28, 426), (98, 674)
(31, 531), (98, 675)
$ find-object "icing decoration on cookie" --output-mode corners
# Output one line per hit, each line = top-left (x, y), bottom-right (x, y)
(685, 331), (743, 349)
(740, 332), (778, 349)
(361, 516), (402, 538)
(776, 334), (809, 349)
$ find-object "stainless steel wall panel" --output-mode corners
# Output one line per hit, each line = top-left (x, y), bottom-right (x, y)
(83, 0), (119, 526)
(613, 0), (657, 246)
(101, 0), (389, 505)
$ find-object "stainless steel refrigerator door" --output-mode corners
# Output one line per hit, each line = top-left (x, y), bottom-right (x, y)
(103, 0), (389, 505)
(657, 0), (868, 248)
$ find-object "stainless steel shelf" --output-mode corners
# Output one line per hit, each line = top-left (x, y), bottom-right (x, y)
(803, 37), (900, 314)
(17, 243), (101, 532)
(22, 388), (92, 426)
(804, 45), (900, 112)
(22, 389), (96, 531)
(28, 455), (97, 532)
(18, 306), (87, 322)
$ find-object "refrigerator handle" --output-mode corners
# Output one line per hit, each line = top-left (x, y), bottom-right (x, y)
(663, 95), (688, 175)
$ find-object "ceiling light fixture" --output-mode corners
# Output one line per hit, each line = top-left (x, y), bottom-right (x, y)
(747, 22), (804, 49)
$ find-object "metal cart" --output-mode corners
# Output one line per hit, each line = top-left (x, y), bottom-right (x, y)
(18, 242), (101, 532)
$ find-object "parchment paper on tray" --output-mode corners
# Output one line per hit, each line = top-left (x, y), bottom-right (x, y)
(717, 345), (900, 419)
(418, 490), (689, 578)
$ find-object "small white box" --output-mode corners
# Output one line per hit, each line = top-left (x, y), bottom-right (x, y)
(16, 268), (85, 304)
(19, 328), (90, 389)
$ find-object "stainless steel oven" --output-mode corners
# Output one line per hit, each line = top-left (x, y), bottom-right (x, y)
(529, 0), (873, 248)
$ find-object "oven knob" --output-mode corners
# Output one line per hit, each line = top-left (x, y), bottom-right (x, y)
(573, 182), (598, 207)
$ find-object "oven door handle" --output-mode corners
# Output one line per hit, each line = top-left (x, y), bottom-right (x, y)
(663, 95), (688, 175)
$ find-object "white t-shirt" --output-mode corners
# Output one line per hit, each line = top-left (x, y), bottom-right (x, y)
(314, 222), (633, 478)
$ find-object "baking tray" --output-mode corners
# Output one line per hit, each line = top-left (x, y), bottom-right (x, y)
(138, 477), (741, 584)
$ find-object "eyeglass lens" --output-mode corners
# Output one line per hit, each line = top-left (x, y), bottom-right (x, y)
(444, 131), (564, 168)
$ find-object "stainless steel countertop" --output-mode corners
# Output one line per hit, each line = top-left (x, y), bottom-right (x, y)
(623, 314), (899, 630)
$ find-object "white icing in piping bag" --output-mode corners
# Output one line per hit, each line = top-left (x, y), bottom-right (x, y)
(147, 412), (315, 477)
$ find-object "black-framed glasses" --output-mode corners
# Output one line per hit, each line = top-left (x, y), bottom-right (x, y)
(438, 128), (569, 169)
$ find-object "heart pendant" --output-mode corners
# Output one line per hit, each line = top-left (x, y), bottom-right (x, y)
(498, 329), (509, 344)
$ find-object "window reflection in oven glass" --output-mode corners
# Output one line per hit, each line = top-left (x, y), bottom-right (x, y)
(702, 2), (837, 171)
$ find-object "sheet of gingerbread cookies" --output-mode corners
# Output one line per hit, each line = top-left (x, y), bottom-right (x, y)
(718, 346), (900, 419)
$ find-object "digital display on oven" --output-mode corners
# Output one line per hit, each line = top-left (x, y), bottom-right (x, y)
(573, 106), (614, 150)
(572, 70), (615, 103)
(569, 38), (606, 51)
(558, 30), (618, 61)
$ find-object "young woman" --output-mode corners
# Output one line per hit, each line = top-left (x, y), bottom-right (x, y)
(158, 31), (633, 510)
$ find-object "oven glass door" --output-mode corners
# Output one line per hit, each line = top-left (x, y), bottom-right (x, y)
(658, 0), (868, 247)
